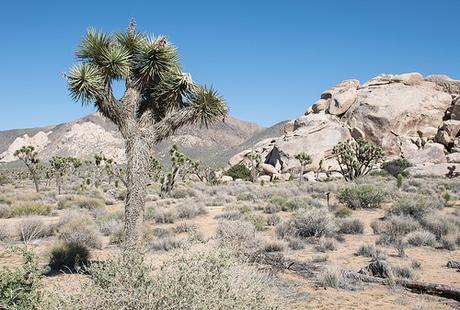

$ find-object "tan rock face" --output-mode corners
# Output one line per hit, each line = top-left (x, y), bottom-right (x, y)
(343, 81), (452, 156)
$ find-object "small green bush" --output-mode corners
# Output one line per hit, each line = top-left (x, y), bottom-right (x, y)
(334, 206), (352, 218)
(337, 184), (385, 209)
(8, 203), (52, 217)
(224, 164), (252, 181)
(0, 248), (44, 308)
(382, 158), (412, 177)
(277, 209), (336, 239)
(390, 194), (438, 220)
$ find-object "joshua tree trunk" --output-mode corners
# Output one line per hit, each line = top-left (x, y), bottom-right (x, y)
(299, 165), (304, 185)
(124, 133), (150, 248)
(27, 166), (40, 193)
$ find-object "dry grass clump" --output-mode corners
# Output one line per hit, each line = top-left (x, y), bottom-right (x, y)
(214, 211), (241, 221)
(375, 215), (420, 246)
(150, 207), (177, 224)
(216, 220), (258, 256)
(287, 238), (305, 250)
(0, 224), (13, 241)
(262, 240), (285, 253)
(276, 208), (336, 239)
(404, 230), (436, 247)
(171, 186), (197, 199)
(58, 195), (105, 210)
(315, 237), (337, 252)
(389, 194), (439, 220)
(337, 218), (364, 234)
(8, 203), (52, 217)
(17, 217), (51, 243)
(266, 214), (281, 226)
(175, 202), (207, 219)
(243, 213), (267, 231)
(0, 204), (10, 218)
(419, 211), (459, 240)
(334, 206), (352, 218)
(355, 243), (386, 259)
(57, 215), (103, 249)
(148, 237), (183, 252)
(317, 266), (347, 289)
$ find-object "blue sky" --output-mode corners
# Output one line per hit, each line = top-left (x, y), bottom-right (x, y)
(1, 0), (459, 130)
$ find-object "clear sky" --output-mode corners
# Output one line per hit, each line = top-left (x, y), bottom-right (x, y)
(1, 0), (459, 130)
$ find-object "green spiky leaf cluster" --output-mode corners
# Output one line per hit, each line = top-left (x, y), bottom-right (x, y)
(294, 152), (312, 166)
(333, 139), (384, 181)
(66, 23), (227, 134)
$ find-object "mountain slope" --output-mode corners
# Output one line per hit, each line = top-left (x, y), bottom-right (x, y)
(0, 113), (265, 167)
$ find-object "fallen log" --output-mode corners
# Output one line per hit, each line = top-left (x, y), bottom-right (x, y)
(344, 271), (460, 302)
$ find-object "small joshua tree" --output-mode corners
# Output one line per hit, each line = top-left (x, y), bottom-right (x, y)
(148, 156), (162, 183)
(333, 139), (384, 181)
(66, 20), (227, 247)
(160, 145), (196, 196)
(246, 150), (262, 183)
(49, 156), (71, 195)
(14, 146), (41, 192)
(294, 152), (312, 184)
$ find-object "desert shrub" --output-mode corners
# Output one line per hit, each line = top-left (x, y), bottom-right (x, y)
(174, 223), (198, 234)
(117, 189), (127, 201)
(420, 212), (459, 240)
(15, 192), (44, 202)
(276, 209), (336, 239)
(269, 195), (288, 207)
(316, 237), (337, 252)
(48, 241), (90, 271)
(0, 248), (44, 308)
(411, 260), (422, 270)
(0, 174), (11, 186)
(236, 191), (256, 202)
(0, 204), (10, 218)
(224, 164), (252, 181)
(81, 249), (271, 309)
(311, 255), (329, 263)
(440, 236), (457, 250)
(99, 219), (122, 237)
(17, 217), (50, 243)
(216, 220), (258, 255)
(0, 195), (13, 205)
(153, 207), (178, 224)
(109, 226), (124, 245)
(263, 241), (285, 252)
(214, 211), (241, 221)
(148, 237), (183, 252)
(390, 194), (441, 220)
(355, 244), (385, 258)
(58, 195), (105, 210)
(337, 218), (364, 234)
(288, 238), (305, 250)
(266, 214), (281, 226)
(244, 214), (267, 231)
(337, 184), (385, 209)
(171, 187), (196, 199)
(334, 206), (352, 218)
(382, 158), (411, 177)
(152, 227), (175, 238)
(392, 266), (415, 279)
(405, 230), (436, 247)
(377, 215), (420, 245)
(8, 203), (52, 217)
(0, 225), (12, 241)
(281, 197), (311, 212)
(317, 266), (346, 289)
(264, 203), (281, 214)
(58, 216), (102, 249)
(176, 203), (207, 219)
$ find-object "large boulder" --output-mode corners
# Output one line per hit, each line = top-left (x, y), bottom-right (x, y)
(404, 142), (446, 165)
(406, 163), (460, 177)
(264, 113), (352, 172)
(343, 78), (452, 156)
(322, 80), (359, 116)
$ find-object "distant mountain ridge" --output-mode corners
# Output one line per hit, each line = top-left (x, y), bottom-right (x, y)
(0, 113), (285, 167)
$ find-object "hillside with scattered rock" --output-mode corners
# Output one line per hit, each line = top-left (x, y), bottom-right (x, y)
(0, 113), (266, 166)
(229, 73), (460, 179)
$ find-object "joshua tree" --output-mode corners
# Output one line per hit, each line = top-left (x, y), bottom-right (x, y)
(66, 20), (227, 247)
(14, 146), (41, 192)
(294, 152), (312, 184)
(333, 139), (384, 181)
(160, 145), (196, 196)
(49, 156), (71, 195)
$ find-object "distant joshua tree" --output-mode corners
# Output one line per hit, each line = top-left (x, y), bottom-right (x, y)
(14, 145), (40, 192)
(294, 152), (312, 184)
(66, 20), (227, 247)
(49, 156), (71, 195)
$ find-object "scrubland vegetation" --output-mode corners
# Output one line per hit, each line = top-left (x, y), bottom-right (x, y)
(1, 160), (459, 309)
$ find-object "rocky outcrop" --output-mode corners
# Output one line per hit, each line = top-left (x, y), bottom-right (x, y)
(228, 73), (460, 179)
